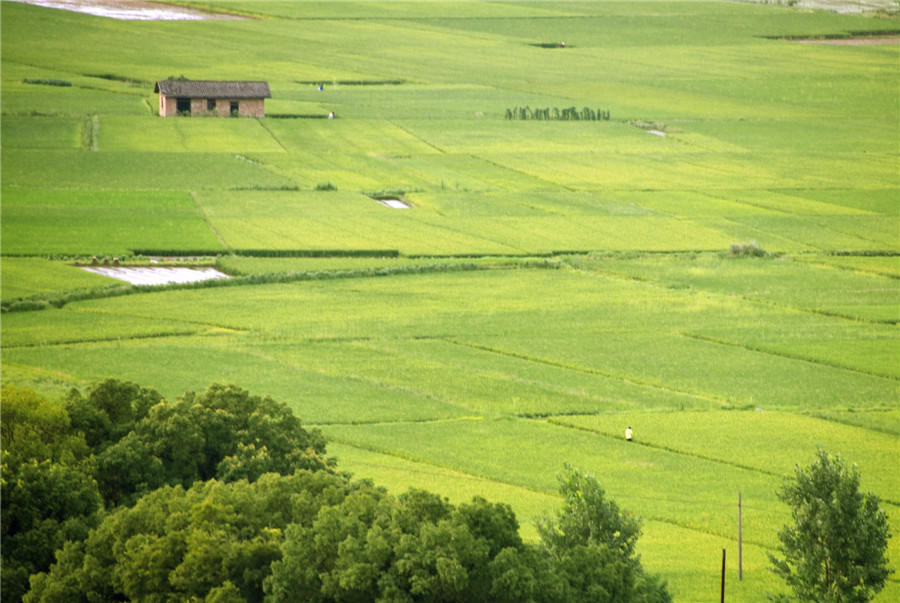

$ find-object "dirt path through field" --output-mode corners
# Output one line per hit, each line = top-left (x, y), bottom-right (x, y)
(8, 0), (247, 20)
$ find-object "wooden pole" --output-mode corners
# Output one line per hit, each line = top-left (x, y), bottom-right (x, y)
(738, 492), (743, 581)
(721, 548), (726, 603)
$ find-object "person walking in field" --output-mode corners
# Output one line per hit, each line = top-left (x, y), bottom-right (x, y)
(625, 426), (633, 442)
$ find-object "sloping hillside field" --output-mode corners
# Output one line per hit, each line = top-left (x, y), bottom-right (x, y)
(1, 1), (897, 600)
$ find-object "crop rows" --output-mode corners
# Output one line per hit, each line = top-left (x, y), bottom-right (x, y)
(1, 1), (897, 600)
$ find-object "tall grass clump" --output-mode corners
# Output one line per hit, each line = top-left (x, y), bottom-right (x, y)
(22, 79), (71, 87)
(730, 241), (769, 257)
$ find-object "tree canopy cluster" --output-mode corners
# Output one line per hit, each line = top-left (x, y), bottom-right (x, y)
(2, 380), (671, 602)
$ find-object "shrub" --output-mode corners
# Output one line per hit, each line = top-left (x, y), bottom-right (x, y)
(729, 241), (768, 257)
(22, 79), (71, 87)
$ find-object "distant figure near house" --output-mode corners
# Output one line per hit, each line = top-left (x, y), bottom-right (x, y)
(625, 427), (633, 442)
(154, 80), (271, 117)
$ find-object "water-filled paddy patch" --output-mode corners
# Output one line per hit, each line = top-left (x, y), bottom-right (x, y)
(9, 0), (246, 20)
(80, 266), (229, 286)
(377, 199), (411, 209)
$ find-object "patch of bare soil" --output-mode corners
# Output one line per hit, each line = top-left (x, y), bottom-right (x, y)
(8, 0), (247, 20)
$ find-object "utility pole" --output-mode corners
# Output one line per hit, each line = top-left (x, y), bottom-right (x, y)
(721, 548), (727, 603)
(738, 492), (743, 581)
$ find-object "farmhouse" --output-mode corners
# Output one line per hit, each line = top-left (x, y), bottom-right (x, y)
(154, 80), (271, 117)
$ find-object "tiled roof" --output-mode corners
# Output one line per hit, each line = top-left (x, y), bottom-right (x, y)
(154, 80), (271, 99)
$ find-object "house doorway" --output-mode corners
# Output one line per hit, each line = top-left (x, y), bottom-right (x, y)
(230, 101), (239, 116)
(176, 97), (191, 114)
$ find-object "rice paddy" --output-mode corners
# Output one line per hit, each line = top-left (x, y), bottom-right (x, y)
(1, 1), (897, 600)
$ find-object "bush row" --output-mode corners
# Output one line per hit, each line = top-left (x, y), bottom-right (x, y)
(22, 78), (71, 87)
(505, 106), (610, 121)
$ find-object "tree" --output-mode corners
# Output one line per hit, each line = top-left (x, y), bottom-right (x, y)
(92, 382), (334, 505)
(65, 378), (161, 451)
(769, 449), (892, 603)
(537, 465), (672, 603)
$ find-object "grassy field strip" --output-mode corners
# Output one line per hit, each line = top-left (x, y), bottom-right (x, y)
(6, 267), (894, 410)
(0, 336), (473, 424)
(442, 338), (730, 408)
(568, 254), (900, 323)
(0, 308), (212, 348)
(256, 336), (716, 416)
(546, 417), (779, 478)
(0, 115), (83, 149)
(798, 255), (900, 279)
(232, 342), (477, 421)
(1, 150), (296, 191)
(545, 413), (899, 503)
(0, 187), (225, 256)
(321, 417), (789, 545)
(99, 116), (288, 153)
(679, 331), (900, 381)
(463, 330), (899, 409)
(807, 216), (900, 250)
(805, 409), (900, 436)
(0, 257), (115, 301)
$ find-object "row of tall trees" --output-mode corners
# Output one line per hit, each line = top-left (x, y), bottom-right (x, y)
(504, 106), (611, 121)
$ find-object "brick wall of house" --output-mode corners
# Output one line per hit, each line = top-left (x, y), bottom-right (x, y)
(158, 96), (266, 117)
(238, 99), (266, 117)
(159, 95), (176, 117)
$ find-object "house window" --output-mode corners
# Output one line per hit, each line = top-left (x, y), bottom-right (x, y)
(176, 97), (191, 115)
(230, 101), (239, 116)
(207, 99), (216, 112)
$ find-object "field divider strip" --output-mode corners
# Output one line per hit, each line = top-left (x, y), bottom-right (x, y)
(256, 119), (289, 151)
(441, 338), (729, 406)
(387, 120), (447, 154)
(89, 115), (100, 151)
(190, 191), (231, 251)
(1, 329), (207, 350)
(802, 410), (900, 438)
(679, 331), (899, 381)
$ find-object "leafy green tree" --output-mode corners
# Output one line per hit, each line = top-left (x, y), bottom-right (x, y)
(769, 449), (892, 603)
(65, 378), (161, 451)
(91, 382), (333, 505)
(1, 386), (102, 603)
(537, 465), (641, 558)
(537, 465), (672, 603)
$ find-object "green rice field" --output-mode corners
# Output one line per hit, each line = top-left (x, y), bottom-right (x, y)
(1, 1), (898, 600)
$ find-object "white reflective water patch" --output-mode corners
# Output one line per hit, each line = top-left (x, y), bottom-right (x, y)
(81, 267), (229, 286)
(8, 0), (244, 20)
(377, 199), (411, 209)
